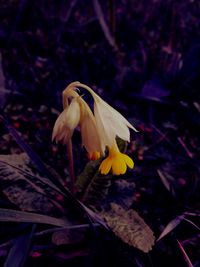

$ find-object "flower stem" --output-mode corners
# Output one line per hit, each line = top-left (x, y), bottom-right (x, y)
(66, 139), (75, 193)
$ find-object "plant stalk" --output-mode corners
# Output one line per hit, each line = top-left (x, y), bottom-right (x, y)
(66, 139), (75, 193)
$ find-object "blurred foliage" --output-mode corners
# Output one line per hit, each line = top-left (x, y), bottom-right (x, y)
(1, 0), (200, 108)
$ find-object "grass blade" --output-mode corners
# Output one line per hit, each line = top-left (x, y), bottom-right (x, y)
(0, 208), (72, 227)
(157, 169), (176, 196)
(183, 218), (200, 231)
(157, 215), (185, 241)
(92, 0), (117, 50)
(177, 239), (193, 267)
(3, 225), (35, 267)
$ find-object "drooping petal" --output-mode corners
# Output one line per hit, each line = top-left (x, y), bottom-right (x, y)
(93, 100), (115, 147)
(78, 97), (103, 155)
(72, 82), (138, 149)
(62, 82), (81, 108)
(52, 109), (70, 142)
(52, 98), (80, 144)
(65, 98), (81, 130)
(93, 94), (137, 144)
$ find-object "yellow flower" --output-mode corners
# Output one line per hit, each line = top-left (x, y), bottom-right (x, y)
(99, 144), (134, 175)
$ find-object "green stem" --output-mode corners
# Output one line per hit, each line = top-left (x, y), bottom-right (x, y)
(66, 139), (75, 193)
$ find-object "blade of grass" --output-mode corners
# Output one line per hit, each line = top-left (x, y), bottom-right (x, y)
(184, 212), (200, 217)
(35, 223), (100, 236)
(157, 215), (185, 241)
(157, 169), (176, 196)
(183, 218), (200, 231)
(0, 223), (100, 252)
(92, 0), (118, 50)
(0, 208), (72, 227)
(78, 201), (109, 230)
(177, 239), (193, 267)
(3, 225), (35, 267)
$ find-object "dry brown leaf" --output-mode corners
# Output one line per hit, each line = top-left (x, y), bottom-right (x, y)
(101, 203), (155, 253)
(52, 227), (86, 245)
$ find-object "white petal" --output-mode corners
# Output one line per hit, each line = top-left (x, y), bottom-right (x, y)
(52, 98), (80, 144)
(65, 98), (81, 130)
(64, 82), (138, 149)
(93, 94), (137, 145)
(94, 102), (115, 147)
(78, 98), (103, 154)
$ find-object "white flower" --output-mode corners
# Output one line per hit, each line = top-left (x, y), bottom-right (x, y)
(77, 97), (102, 157)
(52, 97), (80, 144)
(52, 81), (138, 175)
(67, 82), (138, 175)
(92, 92), (138, 147)
(52, 83), (102, 157)
(75, 82), (138, 149)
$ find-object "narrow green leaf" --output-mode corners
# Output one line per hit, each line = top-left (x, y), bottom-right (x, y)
(177, 239), (193, 267)
(4, 225), (35, 267)
(157, 169), (176, 196)
(0, 208), (71, 227)
(157, 215), (185, 241)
